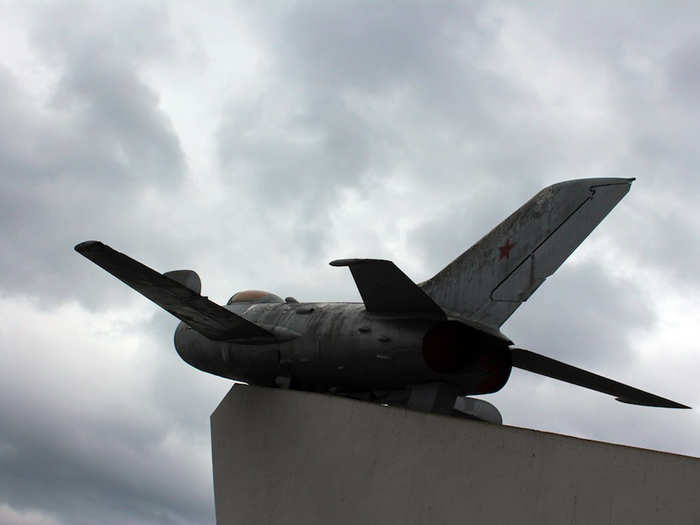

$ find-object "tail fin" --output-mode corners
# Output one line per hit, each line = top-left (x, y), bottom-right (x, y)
(420, 178), (634, 327)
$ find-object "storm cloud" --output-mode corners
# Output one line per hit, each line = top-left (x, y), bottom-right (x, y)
(1, 1), (699, 523)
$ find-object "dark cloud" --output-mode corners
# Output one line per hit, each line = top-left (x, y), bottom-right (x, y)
(494, 3), (700, 288)
(217, 90), (375, 260)
(667, 38), (700, 102)
(0, 301), (221, 525)
(215, 1), (530, 260)
(2, 2), (700, 524)
(0, 4), (185, 309)
(503, 260), (655, 367)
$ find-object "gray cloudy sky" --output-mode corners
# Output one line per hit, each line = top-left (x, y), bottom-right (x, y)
(1, 1), (699, 523)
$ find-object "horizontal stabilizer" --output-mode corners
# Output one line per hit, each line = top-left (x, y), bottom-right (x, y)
(511, 348), (690, 409)
(330, 259), (445, 317)
(75, 241), (273, 341)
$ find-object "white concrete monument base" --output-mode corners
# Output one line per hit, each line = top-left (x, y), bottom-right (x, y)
(211, 384), (700, 524)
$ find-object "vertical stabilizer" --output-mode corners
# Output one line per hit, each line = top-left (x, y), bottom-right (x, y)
(420, 178), (634, 327)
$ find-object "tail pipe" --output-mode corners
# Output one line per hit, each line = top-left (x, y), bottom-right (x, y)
(422, 320), (512, 395)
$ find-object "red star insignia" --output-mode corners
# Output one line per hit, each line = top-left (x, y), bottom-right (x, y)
(498, 239), (515, 260)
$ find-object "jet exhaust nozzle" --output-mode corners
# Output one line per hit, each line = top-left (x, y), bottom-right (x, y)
(422, 321), (512, 394)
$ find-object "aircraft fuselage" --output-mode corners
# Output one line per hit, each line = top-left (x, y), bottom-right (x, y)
(174, 301), (513, 397)
(76, 179), (691, 418)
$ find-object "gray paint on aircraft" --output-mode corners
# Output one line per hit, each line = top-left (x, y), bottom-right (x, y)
(75, 178), (690, 422)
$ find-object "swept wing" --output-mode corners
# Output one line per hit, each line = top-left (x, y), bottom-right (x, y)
(75, 241), (273, 341)
(511, 348), (689, 409)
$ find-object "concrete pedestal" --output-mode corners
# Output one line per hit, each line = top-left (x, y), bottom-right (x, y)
(211, 385), (700, 524)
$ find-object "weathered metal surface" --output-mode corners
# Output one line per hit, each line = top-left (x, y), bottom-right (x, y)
(419, 178), (634, 327)
(75, 178), (691, 418)
(330, 258), (445, 317)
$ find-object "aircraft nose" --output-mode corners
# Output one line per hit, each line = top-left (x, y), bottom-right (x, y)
(174, 322), (194, 363)
(173, 322), (221, 374)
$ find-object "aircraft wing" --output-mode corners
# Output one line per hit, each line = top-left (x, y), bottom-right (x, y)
(75, 241), (274, 341)
(330, 259), (445, 318)
(511, 348), (690, 409)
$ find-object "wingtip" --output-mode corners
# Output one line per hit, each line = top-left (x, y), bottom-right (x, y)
(74, 240), (103, 253)
(330, 258), (390, 267)
(616, 397), (691, 409)
(330, 258), (366, 267)
(671, 402), (692, 409)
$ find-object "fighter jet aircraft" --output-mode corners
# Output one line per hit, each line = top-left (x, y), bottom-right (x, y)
(75, 178), (689, 423)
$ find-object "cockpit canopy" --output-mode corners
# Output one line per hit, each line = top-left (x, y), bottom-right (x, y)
(227, 290), (284, 305)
